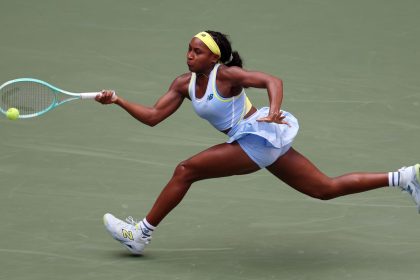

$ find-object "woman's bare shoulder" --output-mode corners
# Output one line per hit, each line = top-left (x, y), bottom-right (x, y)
(170, 72), (193, 98)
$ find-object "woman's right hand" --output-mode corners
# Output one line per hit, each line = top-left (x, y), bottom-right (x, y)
(95, 90), (118, 104)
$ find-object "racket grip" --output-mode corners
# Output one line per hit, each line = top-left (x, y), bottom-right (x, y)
(80, 92), (102, 99)
(80, 91), (117, 101)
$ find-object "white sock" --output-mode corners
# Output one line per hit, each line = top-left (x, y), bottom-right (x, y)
(139, 218), (156, 239)
(388, 171), (401, 187)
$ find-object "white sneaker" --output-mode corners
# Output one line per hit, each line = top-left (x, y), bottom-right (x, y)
(398, 164), (420, 213)
(103, 213), (150, 255)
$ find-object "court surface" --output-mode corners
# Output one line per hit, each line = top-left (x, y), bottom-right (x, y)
(1, 0), (419, 279)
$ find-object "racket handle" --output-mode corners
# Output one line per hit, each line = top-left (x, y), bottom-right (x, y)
(80, 92), (102, 99)
(80, 91), (117, 101)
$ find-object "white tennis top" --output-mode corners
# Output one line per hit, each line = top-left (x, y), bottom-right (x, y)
(188, 64), (252, 131)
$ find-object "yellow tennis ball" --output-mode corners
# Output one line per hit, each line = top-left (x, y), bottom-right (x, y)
(6, 108), (20, 120)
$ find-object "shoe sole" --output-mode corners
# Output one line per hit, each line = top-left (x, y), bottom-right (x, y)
(415, 164), (420, 213)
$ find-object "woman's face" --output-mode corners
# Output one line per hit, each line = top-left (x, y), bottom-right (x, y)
(186, 37), (219, 73)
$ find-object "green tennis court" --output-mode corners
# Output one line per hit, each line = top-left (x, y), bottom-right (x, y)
(1, 0), (419, 279)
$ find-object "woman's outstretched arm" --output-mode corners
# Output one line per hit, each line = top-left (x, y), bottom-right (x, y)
(96, 74), (189, 126)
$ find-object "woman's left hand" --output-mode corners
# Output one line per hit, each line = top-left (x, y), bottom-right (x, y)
(257, 111), (290, 126)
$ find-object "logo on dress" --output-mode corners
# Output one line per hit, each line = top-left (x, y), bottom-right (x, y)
(207, 93), (213, 101)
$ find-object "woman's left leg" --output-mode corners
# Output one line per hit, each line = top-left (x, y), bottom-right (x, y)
(266, 147), (389, 200)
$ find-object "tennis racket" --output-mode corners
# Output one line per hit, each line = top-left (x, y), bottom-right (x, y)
(0, 78), (113, 119)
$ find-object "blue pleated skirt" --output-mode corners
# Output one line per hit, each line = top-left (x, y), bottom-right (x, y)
(226, 107), (299, 168)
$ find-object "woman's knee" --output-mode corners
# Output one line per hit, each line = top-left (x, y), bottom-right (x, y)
(310, 189), (336, 200)
(173, 160), (201, 183)
(300, 179), (338, 200)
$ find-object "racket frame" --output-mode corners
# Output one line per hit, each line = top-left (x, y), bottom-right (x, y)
(0, 78), (101, 118)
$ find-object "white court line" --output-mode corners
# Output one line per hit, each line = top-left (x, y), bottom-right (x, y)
(151, 247), (233, 252)
(5, 142), (169, 167)
(306, 197), (413, 209)
(0, 248), (92, 263)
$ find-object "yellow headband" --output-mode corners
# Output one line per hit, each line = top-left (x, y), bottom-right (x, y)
(194, 32), (221, 57)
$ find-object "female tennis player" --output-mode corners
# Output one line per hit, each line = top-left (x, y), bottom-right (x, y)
(97, 31), (420, 255)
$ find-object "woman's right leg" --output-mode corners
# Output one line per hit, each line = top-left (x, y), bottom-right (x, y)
(266, 147), (420, 203)
(266, 147), (388, 200)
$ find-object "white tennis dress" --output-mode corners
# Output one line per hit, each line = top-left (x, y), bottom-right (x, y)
(188, 64), (299, 168)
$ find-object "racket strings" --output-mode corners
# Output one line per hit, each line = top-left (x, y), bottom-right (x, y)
(0, 82), (56, 116)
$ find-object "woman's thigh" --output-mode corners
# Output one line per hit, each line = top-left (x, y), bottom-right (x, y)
(266, 147), (331, 192)
(180, 141), (261, 181)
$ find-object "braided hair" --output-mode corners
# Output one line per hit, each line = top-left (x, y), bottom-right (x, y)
(206, 30), (243, 68)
